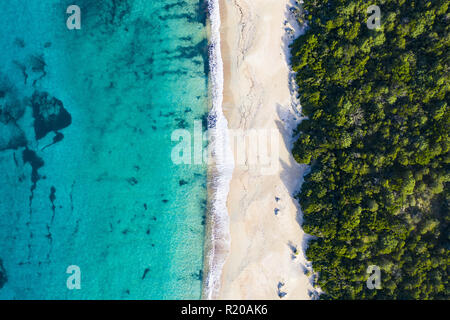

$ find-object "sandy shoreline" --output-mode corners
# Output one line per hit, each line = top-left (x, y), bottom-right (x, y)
(215, 0), (314, 299)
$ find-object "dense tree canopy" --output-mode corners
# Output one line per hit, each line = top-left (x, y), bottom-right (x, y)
(290, 0), (449, 299)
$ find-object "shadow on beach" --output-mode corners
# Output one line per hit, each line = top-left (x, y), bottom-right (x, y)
(273, 0), (320, 295)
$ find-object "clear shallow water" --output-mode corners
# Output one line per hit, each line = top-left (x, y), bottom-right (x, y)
(0, 0), (208, 299)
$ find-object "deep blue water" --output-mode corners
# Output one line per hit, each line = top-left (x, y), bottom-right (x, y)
(0, 0), (209, 299)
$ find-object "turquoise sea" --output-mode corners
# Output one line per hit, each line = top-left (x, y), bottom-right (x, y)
(0, 0), (209, 299)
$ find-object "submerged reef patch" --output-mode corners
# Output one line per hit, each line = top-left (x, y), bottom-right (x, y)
(22, 148), (44, 190)
(31, 91), (72, 140)
(0, 83), (25, 124)
(0, 77), (27, 151)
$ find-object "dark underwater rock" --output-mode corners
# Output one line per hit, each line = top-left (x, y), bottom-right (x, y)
(127, 177), (138, 186)
(191, 269), (203, 281)
(31, 91), (72, 140)
(141, 268), (150, 280)
(41, 132), (64, 150)
(22, 148), (44, 187)
(29, 54), (46, 75)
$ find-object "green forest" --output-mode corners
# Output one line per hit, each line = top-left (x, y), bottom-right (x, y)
(290, 0), (449, 299)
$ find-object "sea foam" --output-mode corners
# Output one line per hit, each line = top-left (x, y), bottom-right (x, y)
(203, 0), (234, 300)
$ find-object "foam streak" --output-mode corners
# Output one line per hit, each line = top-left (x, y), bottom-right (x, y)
(203, 0), (234, 300)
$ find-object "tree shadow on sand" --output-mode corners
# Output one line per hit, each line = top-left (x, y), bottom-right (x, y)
(274, 104), (314, 260)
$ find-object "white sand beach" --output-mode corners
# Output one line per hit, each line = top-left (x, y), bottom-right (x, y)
(216, 0), (314, 299)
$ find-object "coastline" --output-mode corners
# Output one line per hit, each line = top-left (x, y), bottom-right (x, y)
(214, 0), (314, 299)
(202, 0), (234, 300)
